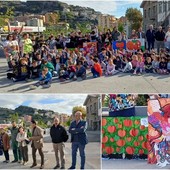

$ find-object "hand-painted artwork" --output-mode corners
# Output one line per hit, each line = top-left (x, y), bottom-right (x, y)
(109, 94), (136, 112)
(83, 42), (97, 55)
(112, 40), (126, 50)
(102, 117), (148, 156)
(148, 98), (170, 168)
(126, 39), (145, 52)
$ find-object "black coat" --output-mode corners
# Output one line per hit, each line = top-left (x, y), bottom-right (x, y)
(50, 124), (67, 143)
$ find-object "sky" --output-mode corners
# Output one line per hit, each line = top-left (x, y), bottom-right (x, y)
(0, 94), (87, 115)
(59, 0), (143, 18)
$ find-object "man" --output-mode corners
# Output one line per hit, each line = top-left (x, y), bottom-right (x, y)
(29, 120), (44, 169)
(68, 111), (88, 170)
(155, 26), (165, 54)
(0, 128), (10, 163)
(146, 24), (155, 51)
(11, 121), (22, 163)
(137, 27), (145, 39)
(111, 27), (121, 41)
(50, 117), (68, 169)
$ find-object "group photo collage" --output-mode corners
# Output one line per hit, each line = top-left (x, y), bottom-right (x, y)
(0, 0), (170, 169)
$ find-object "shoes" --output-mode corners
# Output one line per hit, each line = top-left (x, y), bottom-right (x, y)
(60, 167), (65, 169)
(54, 165), (60, 169)
(18, 160), (22, 163)
(3, 160), (9, 163)
(12, 78), (17, 82)
(40, 165), (44, 169)
(68, 166), (75, 169)
(42, 84), (51, 88)
(23, 161), (28, 165)
(30, 163), (37, 168)
(29, 85), (37, 90)
(11, 160), (18, 163)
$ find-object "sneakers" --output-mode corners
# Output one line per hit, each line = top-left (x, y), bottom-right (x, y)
(3, 160), (9, 163)
(30, 163), (37, 168)
(18, 160), (22, 163)
(23, 161), (28, 165)
(12, 78), (17, 82)
(68, 166), (75, 169)
(40, 165), (44, 169)
(60, 167), (65, 169)
(11, 160), (18, 163)
(53, 164), (60, 169)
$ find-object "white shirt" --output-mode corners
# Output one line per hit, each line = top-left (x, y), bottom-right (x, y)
(165, 31), (170, 42)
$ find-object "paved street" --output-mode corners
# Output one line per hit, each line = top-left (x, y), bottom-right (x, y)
(102, 159), (170, 169)
(0, 138), (100, 169)
(0, 57), (170, 93)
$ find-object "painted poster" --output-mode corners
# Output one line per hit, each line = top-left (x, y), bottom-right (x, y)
(148, 98), (170, 168)
(102, 117), (148, 156)
(112, 40), (126, 50)
(83, 42), (97, 55)
(126, 39), (145, 52)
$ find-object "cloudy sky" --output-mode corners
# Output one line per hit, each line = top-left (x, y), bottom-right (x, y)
(59, 0), (143, 17)
(0, 94), (87, 115)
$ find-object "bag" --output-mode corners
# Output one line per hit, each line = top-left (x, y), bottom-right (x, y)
(25, 139), (30, 145)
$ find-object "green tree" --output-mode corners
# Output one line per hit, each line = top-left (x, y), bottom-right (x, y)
(102, 94), (110, 107)
(72, 106), (86, 118)
(125, 8), (143, 31)
(10, 112), (19, 123)
(118, 22), (124, 33)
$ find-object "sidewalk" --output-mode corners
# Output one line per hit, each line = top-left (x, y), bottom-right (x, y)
(0, 142), (101, 169)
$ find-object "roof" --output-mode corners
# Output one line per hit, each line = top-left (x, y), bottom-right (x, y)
(140, 0), (147, 8)
(83, 94), (100, 106)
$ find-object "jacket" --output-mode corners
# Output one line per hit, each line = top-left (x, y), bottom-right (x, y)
(155, 31), (165, 41)
(39, 71), (52, 82)
(11, 126), (19, 143)
(50, 124), (67, 143)
(31, 126), (44, 149)
(94, 63), (102, 76)
(69, 120), (88, 145)
(146, 29), (155, 42)
(2, 132), (10, 151)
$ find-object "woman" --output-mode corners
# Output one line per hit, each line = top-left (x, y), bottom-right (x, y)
(0, 128), (10, 163)
(165, 26), (170, 50)
(16, 126), (29, 165)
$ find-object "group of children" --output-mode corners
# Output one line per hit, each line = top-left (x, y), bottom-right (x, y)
(6, 38), (170, 89)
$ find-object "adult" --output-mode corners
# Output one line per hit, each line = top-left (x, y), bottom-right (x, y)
(16, 126), (29, 165)
(155, 26), (165, 54)
(29, 120), (44, 169)
(111, 27), (121, 41)
(146, 24), (155, 51)
(129, 29), (138, 39)
(68, 111), (88, 170)
(50, 117), (68, 169)
(137, 27), (145, 39)
(165, 26), (170, 50)
(0, 128), (10, 163)
(11, 121), (22, 163)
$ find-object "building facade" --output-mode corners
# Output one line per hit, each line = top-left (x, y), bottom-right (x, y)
(26, 18), (44, 27)
(84, 94), (101, 131)
(140, 0), (170, 32)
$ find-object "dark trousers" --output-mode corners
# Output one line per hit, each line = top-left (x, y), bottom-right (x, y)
(72, 142), (85, 169)
(32, 146), (44, 166)
(20, 146), (28, 162)
(91, 67), (100, 78)
(13, 147), (22, 161)
(147, 41), (154, 51)
(3, 149), (9, 161)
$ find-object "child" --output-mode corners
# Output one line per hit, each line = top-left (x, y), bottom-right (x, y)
(158, 57), (168, 74)
(133, 55), (144, 75)
(41, 59), (54, 74)
(11, 45), (19, 63)
(167, 58), (170, 73)
(74, 61), (86, 80)
(101, 56), (109, 74)
(67, 60), (76, 79)
(105, 59), (119, 76)
(53, 57), (61, 77)
(30, 67), (52, 89)
(114, 56), (122, 70)
(91, 58), (102, 78)
(7, 59), (19, 80)
(145, 57), (153, 73)
(152, 55), (160, 73)
(30, 60), (41, 79)
(122, 57), (133, 73)
(131, 55), (138, 70)
(58, 64), (69, 81)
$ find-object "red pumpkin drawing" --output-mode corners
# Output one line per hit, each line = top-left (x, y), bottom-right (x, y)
(118, 129), (126, 137)
(105, 147), (114, 154)
(113, 118), (119, 124)
(130, 129), (139, 137)
(107, 126), (116, 133)
(102, 118), (107, 126)
(126, 146), (135, 154)
(110, 138), (114, 142)
(124, 119), (133, 127)
(116, 139), (126, 147)
(139, 149), (144, 155)
(102, 136), (108, 143)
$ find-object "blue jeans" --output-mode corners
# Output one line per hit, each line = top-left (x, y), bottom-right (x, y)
(71, 142), (85, 169)
(91, 67), (100, 78)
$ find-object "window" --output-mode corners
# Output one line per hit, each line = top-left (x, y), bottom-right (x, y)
(148, 8), (150, 18)
(94, 103), (96, 110)
(87, 107), (89, 114)
(90, 105), (92, 112)
(169, 1), (170, 10)
(163, 2), (167, 12)
(153, 6), (156, 17)
(144, 10), (147, 18)
(159, 2), (162, 13)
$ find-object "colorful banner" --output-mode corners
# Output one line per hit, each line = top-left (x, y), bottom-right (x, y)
(112, 40), (126, 50)
(148, 98), (170, 167)
(83, 42), (97, 55)
(126, 39), (145, 51)
(102, 117), (148, 155)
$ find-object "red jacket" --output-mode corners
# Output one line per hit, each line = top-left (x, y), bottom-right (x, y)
(94, 63), (102, 76)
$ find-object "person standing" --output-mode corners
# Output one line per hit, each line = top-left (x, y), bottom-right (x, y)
(11, 121), (22, 163)
(146, 24), (155, 51)
(165, 26), (170, 50)
(29, 120), (44, 169)
(155, 26), (165, 54)
(137, 27), (145, 39)
(68, 111), (88, 170)
(16, 126), (29, 165)
(50, 117), (68, 169)
(0, 128), (10, 163)
(111, 27), (121, 41)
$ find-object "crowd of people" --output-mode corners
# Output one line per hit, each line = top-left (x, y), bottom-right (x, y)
(0, 111), (88, 169)
(3, 25), (170, 89)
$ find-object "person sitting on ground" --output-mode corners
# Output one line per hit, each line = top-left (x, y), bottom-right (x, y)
(74, 61), (86, 80)
(91, 58), (102, 78)
(145, 57), (153, 73)
(7, 59), (19, 80)
(67, 60), (76, 79)
(133, 55), (144, 75)
(58, 64), (69, 81)
(152, 55), (160, 73)
(30, 60), (41, 79)
(41, 59), (54, 75)
(53, 57), (61, 77)
(158, 57), (168, 74)
(105, 59), (119, 76)
(122, 57), (133, 73)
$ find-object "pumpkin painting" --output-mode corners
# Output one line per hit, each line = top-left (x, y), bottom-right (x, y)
(102, 136), (108, 143)
(126, 147), (135, 154)
(102, 118), (107, 126)
(118, 129), (126, 137)
(107, 126), (116, 133)
(116, 139), (126, 147)
(130, 129), (139, 137)
(110, 138), (114, 142)
(116, 42), (125, 49)
(114, 118), (119, 124)
(124, 119), (133, 127)
(126, 40), (141, 51)
(105, 147), (114, 154)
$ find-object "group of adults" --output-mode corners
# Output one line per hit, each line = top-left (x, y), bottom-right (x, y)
(0, 111), (88, 169)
